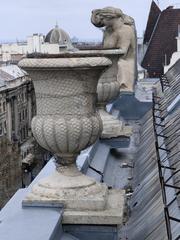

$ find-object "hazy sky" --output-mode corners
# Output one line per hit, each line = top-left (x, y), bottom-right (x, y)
(0, 0), (180, 41)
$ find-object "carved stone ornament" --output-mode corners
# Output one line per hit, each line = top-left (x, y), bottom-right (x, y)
(91, 7), (136, 138)
(19, 56), (125, 224)
(91, 7), (137, 93)
(96, 50), (132, 138)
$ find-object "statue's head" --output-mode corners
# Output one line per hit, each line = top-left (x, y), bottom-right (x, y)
(123, 15), (135, 26)
(91, 7), (124, 28)
(91, 7), (135, 28)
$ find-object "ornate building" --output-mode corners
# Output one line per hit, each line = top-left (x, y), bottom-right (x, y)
(0, 65), (36, 207)
(0, 65), (34, 143)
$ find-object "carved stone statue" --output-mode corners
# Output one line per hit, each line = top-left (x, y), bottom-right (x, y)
(91, 7), (137, 92)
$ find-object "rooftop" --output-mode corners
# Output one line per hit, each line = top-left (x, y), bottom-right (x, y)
(1, 54), (180, 239)
(1, 65), (27, 79)
(143, 1), (161, 44)
(142, 4), (180, 77)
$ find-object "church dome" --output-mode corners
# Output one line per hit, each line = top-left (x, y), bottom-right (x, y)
(45, 24), (72, 46)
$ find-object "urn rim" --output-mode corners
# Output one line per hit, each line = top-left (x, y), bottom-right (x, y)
(18, 57), (112, 70)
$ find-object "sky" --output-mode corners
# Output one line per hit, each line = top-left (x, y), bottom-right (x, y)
(0, 0), (180, 42)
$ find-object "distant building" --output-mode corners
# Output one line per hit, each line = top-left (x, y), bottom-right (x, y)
(0, 65), (34, 207)
(0, 65), (34, 143)
(0, 64), (50, 206)
(0, 25), (74, 64)
(0, 137), (21, 208)
(45, 24), (74, 50)
(142, 1), (180, 78)
(74, 41), (102, 50)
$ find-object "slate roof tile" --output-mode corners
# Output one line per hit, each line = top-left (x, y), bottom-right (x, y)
(142, 7), (180, 78)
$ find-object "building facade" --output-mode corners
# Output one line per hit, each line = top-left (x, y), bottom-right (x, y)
(0, 65), (37, 207)
(0, 65), (34, 143)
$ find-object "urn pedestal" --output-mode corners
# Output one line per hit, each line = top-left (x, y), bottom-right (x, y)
(19, 56), (125, 225)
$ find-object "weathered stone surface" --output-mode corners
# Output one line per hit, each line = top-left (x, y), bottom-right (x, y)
(19, 55), (125, 225)
(95, 51), (126, 139)
(19, 57), (111, 163)
(23, 165), (125, 225)
(63, 189), (125, 225)
(19, 46), (125, 226)
(23, 164), (108, 211)
(19, 57), (111, 69)
(99, 109), (132, 139)
(91, 7), (136, 138)
(91, 7), (137, 93)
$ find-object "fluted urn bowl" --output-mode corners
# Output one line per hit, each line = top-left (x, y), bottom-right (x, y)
(92, 49), (126, 139)
(97, 52), (121, 107)
(19, 56), (111, 165)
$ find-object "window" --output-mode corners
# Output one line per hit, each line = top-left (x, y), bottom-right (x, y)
(22, 110), (25, 120)
(25, 109), (28, 118)
(0, 123), (3, 136)
(0, 102), (2, 114)
(3, 102), (5, 112)
(19, 112), (21, 122)
(20, 129), (23, 142)
(12, 117), (15, 131)
(26, 125), (28, 137)
(4, 121), (7, 133)
(23, 127), (26, 139)
(24, 92), (26, 101)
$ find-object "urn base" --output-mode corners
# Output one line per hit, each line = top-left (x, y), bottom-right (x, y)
(63, 189), (125, 225)
(22, 164), (125, 225)
(99, 109), (132, 139)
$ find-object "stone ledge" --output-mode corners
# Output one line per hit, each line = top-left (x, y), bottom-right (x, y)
(62, 189), (125, 225)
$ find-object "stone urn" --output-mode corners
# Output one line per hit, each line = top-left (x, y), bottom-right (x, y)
(19, 56), (125, 224)
(96, 50), (126, 139)
(61, 49), (132, 139)
(86, 49), (132, 139)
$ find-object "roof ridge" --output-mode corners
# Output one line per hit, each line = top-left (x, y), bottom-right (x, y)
(143, 1), (161, 44)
